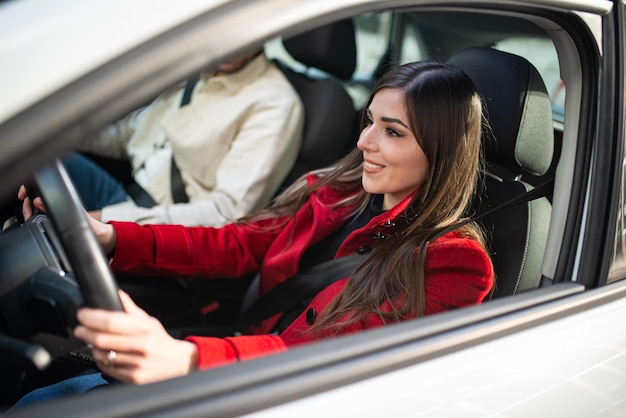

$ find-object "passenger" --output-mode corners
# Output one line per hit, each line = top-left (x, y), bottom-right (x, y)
(13, 61), (493, 406)
(64, 47), (304, 226)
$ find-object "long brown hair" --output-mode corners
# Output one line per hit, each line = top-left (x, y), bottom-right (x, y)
(242, 61), (488, 332)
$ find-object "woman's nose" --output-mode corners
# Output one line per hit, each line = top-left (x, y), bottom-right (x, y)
(357, 127), (376, 152)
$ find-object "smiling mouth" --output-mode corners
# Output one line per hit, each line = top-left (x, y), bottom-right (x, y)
(364, 161), (385, 171)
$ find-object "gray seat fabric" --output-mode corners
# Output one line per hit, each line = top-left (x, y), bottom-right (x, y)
(447, 47), (554, 298)
(274, 19), (357, 191)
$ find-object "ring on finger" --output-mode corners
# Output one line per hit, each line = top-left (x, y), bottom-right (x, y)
(105, 350), (117, 367)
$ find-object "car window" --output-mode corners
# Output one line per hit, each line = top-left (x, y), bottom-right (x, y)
(353, 12), (392, 80)
(398, 17), (426, 64)
(347, 12), (392, 108)
(493, 37), (565, 123)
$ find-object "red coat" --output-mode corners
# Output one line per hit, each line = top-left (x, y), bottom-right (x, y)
(110, 177), (493, 369)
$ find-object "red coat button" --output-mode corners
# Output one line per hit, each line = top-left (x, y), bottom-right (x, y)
(306, 308), (317, 325)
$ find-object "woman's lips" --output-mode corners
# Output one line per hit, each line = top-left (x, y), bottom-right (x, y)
(363, 160), (384, 174)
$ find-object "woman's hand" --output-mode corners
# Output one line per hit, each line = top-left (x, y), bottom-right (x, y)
(17, 185), (117, 254)
(74, 290), (198, 385)
(18, 185), (45, 220)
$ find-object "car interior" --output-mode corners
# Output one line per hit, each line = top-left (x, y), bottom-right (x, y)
(0, 6), (570, 410)
(115, 12), (561, 321)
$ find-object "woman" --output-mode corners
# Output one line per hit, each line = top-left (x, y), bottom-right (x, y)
(14, 61), (493, 404)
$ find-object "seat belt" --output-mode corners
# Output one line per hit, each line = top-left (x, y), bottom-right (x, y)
(234, 253), (363, 332)
(233, 179), (554, 333)
(170, 76), (199, 204)
(125, 181), (157, 208)
(426, 179), (554, 244)
(125, 77), (199, 207)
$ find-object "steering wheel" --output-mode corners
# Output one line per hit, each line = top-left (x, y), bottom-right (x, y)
(33, 159), (124, 311)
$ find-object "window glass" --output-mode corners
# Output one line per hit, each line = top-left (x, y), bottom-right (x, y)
(398, 20), (425, 65)
(348, 12), (392, 108)
(493, 37), (564, 122)
(352, 12), (392, 79)
(264, 38), (302, 71)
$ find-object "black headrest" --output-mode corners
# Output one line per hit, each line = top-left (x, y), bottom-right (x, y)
(282, 19), (357, 81)
(447, 47), (554, 176)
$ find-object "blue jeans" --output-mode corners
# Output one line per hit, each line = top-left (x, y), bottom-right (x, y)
(7, 372), (110, 411)
(62, 152), (128, 211)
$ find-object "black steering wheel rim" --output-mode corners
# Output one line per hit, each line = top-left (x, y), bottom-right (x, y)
(33, 159), (123, 311)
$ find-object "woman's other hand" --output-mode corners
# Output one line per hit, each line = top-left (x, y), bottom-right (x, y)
(74, 290), (198, 385)
(17, 185), (117, 254)
(18, 185), (45, 221)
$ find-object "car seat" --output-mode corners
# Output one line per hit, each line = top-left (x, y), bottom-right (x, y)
(447, 47), (554, 298)
(274, 19), (358, 191)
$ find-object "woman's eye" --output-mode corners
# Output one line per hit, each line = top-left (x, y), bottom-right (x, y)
(386, 128), (401, 137)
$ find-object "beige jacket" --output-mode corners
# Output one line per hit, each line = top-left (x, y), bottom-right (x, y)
(79, 53), (304, 226)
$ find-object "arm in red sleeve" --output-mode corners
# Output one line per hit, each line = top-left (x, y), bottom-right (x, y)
(109, 218), (283, 278)
(185, 334), (287, 370)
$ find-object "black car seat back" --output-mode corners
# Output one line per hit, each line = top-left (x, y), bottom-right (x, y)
(447, 47), (554, 298)
(274, 19), (357, 191)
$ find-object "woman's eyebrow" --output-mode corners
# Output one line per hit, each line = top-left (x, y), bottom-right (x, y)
(367, 107), (410, 129)
(381, 116), (409, 129)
